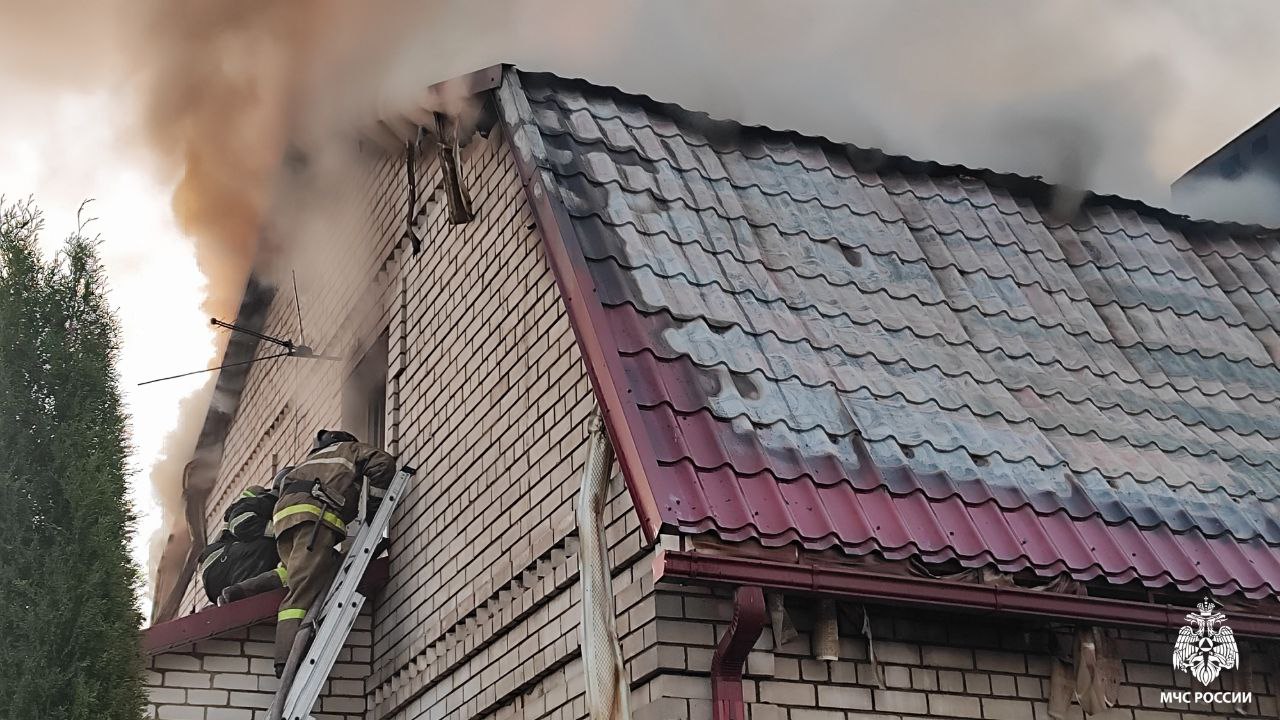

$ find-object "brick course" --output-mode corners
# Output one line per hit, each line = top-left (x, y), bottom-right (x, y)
(144, 614), (371, 720)
(640, 585), (1274, 720)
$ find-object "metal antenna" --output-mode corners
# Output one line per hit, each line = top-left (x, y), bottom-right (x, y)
(137, 351), (294, 386)
(292, 270), (306, 349)
(210, 318), (295, 351)
(137, 302), (340, 386)
(291, 276), (303, 460)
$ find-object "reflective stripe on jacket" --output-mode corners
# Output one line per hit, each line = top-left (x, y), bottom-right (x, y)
(272, 440), (396, 538)
(223, 486), (277, 540)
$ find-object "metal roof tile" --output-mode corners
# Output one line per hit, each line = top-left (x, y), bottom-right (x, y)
(517, 71), (1280, 598)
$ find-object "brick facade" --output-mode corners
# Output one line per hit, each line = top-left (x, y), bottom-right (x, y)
(349, 120), (652, 720)
(639, 585), (1272, 720)
(151, 124), (656, 719)
(144, 614), (372, 720)
(147, 84), (1263, 720)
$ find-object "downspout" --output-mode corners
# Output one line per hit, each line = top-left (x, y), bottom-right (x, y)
(578, 415), (632, 720)
(711, 586), (767, 720)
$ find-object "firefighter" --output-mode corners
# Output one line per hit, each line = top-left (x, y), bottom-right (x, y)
(215, 466), (296, 606)
(198, 483), (280, 604)
(271, 429), (396, 676)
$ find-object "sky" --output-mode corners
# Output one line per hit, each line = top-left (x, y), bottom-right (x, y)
(0, 90), (212, 618)
(3, 0), (1280, 622)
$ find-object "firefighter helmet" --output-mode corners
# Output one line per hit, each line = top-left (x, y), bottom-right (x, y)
(311, 429), (358, 453)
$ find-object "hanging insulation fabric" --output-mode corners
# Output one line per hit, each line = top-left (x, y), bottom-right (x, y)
(577, 416), (632, 720)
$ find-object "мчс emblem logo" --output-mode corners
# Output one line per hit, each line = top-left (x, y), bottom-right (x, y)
(1172, 597), (1238, 686)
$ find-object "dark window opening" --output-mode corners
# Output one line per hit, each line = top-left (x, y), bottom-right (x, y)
(342, 331), (389, 449)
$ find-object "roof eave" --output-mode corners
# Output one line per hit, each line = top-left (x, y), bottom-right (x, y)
(655, 549), (1280, 639)
(144, 557), (389, 655)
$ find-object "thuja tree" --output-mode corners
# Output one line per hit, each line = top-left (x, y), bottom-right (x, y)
(0, 199), (145, 719)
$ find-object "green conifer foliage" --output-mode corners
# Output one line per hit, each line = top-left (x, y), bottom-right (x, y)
(0, 199), (146, 720)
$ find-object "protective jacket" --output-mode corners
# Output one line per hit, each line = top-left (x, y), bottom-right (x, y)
(272, 440), (396, 539)
(199, 486), (279, 603)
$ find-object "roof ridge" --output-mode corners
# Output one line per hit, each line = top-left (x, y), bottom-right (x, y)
(535, 117), (1278, 264)
(519, 70), (1280, 236)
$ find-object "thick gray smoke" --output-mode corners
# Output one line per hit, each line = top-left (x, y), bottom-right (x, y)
(1174, 171), (1280, 226)
(297, 0), (1280, 215)
(3, 0), (1279, 604)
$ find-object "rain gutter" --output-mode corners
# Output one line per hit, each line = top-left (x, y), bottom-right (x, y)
(654, 550), (1280, 639)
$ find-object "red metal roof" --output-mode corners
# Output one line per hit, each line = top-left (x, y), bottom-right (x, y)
(142, 557), (388, 655)
(143, 589), (285, 656)
(502, 70), (1280, 599)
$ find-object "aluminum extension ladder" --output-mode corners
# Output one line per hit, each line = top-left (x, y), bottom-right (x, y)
(268, 466), (416, 720)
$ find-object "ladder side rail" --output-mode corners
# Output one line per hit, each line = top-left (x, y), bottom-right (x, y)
(270, 465), (416, 719)
(284, 586), (369, 713)
(282, 593), (367, 720)
(312, 466), (412, 613)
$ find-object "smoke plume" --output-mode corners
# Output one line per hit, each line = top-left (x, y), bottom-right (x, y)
(3, 0), (1280, 608)
(1173, 171), (1280, 226)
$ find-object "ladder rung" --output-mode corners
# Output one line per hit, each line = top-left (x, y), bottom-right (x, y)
(283, 593), (365, 720)
(271, 466), (415, 720)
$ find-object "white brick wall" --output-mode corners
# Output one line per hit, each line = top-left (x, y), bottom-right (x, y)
(357, 124), (666, 720)
(144, 614), (372, 720)
(156, 122), (655, 720)
(640, 585), (1276, 720)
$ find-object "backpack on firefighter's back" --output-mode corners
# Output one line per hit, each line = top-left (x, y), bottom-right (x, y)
(197, 484), (280, 603)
